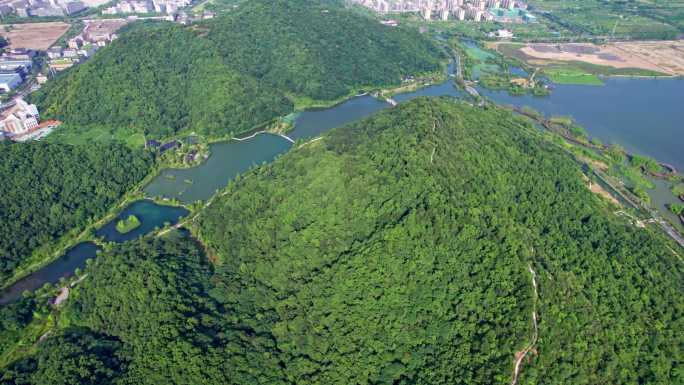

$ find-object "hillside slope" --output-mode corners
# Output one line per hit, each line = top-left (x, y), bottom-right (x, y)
(3, 99), (681, 384)
(195, 98), (682, 384)
(31, 0), (444, 141)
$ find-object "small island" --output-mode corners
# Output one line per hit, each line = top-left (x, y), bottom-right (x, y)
(115, 214), (141, 234)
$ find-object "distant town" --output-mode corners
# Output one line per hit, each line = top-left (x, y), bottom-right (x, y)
(0, 0), (212, 18)
(0, 0), (216, 142)
(352, 0), (535, 24)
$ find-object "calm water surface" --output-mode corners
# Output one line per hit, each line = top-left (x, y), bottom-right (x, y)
(1, 200), (188, 303)
(145, 134), (292, 203)
(481, 77), (684, 171)
(648, 178), (684, 232)
(0, 242), (99, 304)
(96, 199), (189, 243)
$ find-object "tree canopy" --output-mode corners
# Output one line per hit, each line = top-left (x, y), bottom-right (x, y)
(6, 99), (680, 384)
(0, 142), (152, 282)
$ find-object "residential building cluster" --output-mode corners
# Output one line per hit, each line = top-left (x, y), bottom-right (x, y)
(102, 0), (191, 15)
(46, 20), (125, 73)
(0, 48), (33, 92)
(0, 0), (86, 18)
(352, 0), (536, 23)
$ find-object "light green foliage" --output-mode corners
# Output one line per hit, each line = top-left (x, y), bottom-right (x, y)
(115, 215), (141, 234)
(670, 203), (684, 216)
(543, 68), (603, 85)
(528, 0), (682, 39)
(549, 116), (573, 127)
(630, 154), (661, 174)
(672, 183), (684, 196)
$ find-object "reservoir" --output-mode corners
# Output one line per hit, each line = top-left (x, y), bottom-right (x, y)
(480, 77), (684, 171)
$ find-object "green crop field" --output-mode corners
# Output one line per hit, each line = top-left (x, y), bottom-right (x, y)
(542, 68), (603, 85)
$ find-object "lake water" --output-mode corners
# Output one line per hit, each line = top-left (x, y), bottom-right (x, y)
(480, 77), (684, 171)
(0, 242), (99, 305)
(0, 200), (189, 304)
(144, 134), (292, 203)
(5, 62), (682, 305)
(290, 96), (390, 140)
(96, 199), (189, 243)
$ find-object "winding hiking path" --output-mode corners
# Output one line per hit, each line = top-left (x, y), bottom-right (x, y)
(511, 264), (539, 385)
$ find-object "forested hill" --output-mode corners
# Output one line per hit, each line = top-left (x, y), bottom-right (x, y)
(31, 0), (444, 140)
(4, 99), (681, 384)
(203, 0), (444, 101)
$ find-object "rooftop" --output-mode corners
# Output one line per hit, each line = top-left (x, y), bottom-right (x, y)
(0, 73), (22, 82)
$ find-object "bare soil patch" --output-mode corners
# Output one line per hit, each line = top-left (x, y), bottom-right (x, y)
(494, 41), (684, 75)
(83, 19), (129, 41)
(0, 22), (71, 50)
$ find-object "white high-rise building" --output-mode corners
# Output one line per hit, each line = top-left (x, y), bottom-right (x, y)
(440, 8), (448, 20)
(454, 6), (465, 20)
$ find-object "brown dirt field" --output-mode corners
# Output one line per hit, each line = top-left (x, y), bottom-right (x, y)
(83, 19), (129, 38)
(0, 22), (71, 50)
(494, 41), (684, 75)
(583, 175), (620, 206)
(577, 156), (609, 172)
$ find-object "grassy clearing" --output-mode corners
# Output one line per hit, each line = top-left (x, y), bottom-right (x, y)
(543, 68), (604, 85)
(46, 126), (146, 148)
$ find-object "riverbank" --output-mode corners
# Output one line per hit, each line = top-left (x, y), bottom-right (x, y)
(502, 103), (684, 248)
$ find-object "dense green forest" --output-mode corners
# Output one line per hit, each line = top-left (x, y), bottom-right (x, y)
(2, 99), (681, 384)
(31, 0), (444, 141)
(0, 142), (152, 283)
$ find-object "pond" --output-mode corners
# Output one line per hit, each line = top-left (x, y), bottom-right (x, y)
(96, 199), (189, 243)
(144, 134), (292, 203)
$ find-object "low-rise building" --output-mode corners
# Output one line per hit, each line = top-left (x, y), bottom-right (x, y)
(0, 98), (39, 134)
(0, 59), (32, 74)
(46, 47), (63, 59)
(36, 73), (49, 84)
(0, 72), (22, 92)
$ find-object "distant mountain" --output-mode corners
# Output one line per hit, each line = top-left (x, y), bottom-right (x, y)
(32, 0), (444, 141)
(8, 99), (679, 384)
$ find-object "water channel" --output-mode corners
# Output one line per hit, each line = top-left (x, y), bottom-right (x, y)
(0, 200), (188, 304)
